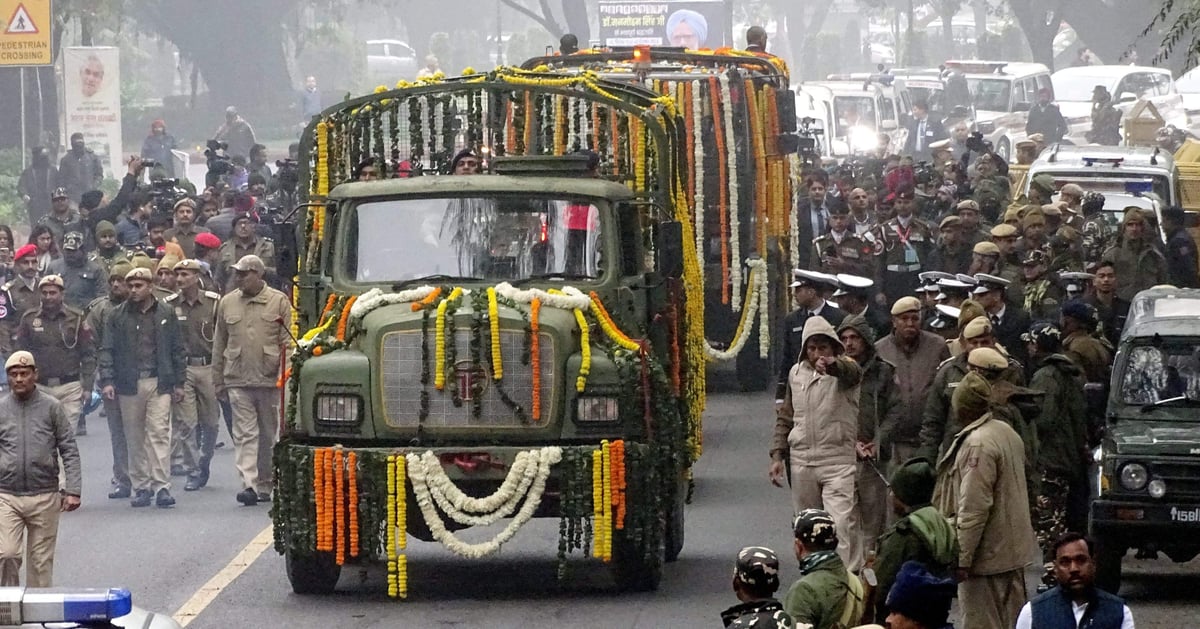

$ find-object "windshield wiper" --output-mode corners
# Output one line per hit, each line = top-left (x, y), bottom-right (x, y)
(513, 273), (595, 286)
(1140, 396), (1200, 412)
(392, 275), (483, 291)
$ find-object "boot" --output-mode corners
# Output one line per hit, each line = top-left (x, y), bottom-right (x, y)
(194, 425), (213, 489)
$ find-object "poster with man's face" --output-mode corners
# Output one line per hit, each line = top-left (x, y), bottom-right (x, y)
(597, 0), (726, 48)
(63, 47), (123, 177)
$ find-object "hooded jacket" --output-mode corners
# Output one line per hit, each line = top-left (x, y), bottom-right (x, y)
(872, 505), (958, 622)
(772, 316), (863, 467)
(1029, 353), (1089, 478)
(837, 315), (902, 451)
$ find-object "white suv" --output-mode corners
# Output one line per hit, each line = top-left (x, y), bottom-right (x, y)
(944, 60), (1053, 162)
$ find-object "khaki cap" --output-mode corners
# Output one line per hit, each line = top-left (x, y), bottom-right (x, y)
(962, 316), (993, 340)
(173, 259), (204, 272)
(956, 200), (980, 213)
(939, 215), (962, 229)
(4, 351), (34, 371)
(973, 241), (1000, 256)
(967, 347), (1008, 370)
(126, 267), (154, 282)
(990, 223), (1018, 238)
(37, 275), (64, 289)
(232, 255), (267, 274)
(891, 296), (922, 316)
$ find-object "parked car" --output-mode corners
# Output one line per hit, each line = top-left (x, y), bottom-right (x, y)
(944, 60), (1053, 162)
(1052, 65), (1190, 145)
(1174, 66), (1200, 115)
(800, 77), (912, 157)
(366, 39), (418, 85)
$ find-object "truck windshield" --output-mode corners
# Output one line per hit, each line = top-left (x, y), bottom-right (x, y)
(966, 78), (1011, 111)
(346, 196), (604, 284)
(1120, 343), (1200, 406)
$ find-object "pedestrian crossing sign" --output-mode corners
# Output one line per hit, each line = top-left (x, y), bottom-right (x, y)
(5, 4), (36, 34)
(0, 0), (50, 66)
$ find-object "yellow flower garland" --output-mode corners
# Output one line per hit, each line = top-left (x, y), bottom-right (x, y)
(486, 287), (503, 380)
(315, 120), (330, 197)
(573, 308), (590, 392)
(591, 447), (611, 561)
(588, 293), (641, 352)
(387, 454), (409, 599)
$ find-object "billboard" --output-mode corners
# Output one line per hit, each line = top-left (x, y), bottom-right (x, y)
(597, 0), (727, 49)
(62, 46), (122, 177)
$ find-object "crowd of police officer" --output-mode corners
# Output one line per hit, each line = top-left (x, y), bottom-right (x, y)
(763, 142), (1197, 627)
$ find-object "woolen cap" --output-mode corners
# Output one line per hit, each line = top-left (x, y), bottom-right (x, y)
(952, 370), (993, 422)
(37, 275), (64, 289)
(4, 351), (35, 371)
(232, 254), (267, 274)
(890, 458), (936, 507)
(891, 296), (922, 316)
(95, 220), (117, 237)
(886, 562), (956, 628)
(973, 241), (1000, 256)
(108, 261), (134, 280)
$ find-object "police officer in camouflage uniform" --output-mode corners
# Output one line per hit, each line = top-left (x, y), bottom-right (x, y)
(167, 259), (221, 492)
(1, 245), (44, 355)
(721, 546), (795, 629)
(1079, 192), (1114, 263)
(813, 205), (874, 277)
(874, 187), (933, 305)
(1059, 300), (1112, 385)
(1023, 322), (1089, 590)
(1021, 250), (1065, 321)
(15, 275), (95, 436)
(85, 260), (134, 498)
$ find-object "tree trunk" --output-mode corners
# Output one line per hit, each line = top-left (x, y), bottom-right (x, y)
(1007, 0), (1062, 69)
(781, 0), (835, 80)
(972, 0), (987, 58)
(1062, 1), (1178, 71)
(560, 0), (589, 45)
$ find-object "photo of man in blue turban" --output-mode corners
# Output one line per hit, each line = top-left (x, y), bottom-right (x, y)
(666, 9), (708, 48)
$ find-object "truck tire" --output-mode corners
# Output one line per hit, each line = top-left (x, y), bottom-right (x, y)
(1094, 537), (1124, 594)
(285, 550), (341, 595)
(610, 527), (665, 592)
(664, 478), (687, 562)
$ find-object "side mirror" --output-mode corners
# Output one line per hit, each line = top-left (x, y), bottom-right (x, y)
(777, 90), (798, 133)
(881, 120), (898, 131)
(655, 221), (684, 279)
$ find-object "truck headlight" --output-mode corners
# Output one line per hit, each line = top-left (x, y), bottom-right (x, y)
(315, 394), (362, 425)
(575, 397), (619, 423)
(1148, 478), (1167, 499)
(1118, 462), (1149, 491)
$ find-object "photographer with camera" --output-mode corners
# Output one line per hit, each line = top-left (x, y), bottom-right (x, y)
(204, 140), (235, 190)
(140, 120), (179, 178)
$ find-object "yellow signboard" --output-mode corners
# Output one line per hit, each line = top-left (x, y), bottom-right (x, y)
(0, 0), (51, 66)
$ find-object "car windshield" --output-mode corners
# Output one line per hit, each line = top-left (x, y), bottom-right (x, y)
(1052, 73), (1114, 102)
(966, 78), (1011, 111)
(346, 196), (605, 283)
(1120, 343), (1200, 406)
(834, 96), (878, 134)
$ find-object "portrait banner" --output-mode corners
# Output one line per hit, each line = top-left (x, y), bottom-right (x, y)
(62, 46), (122, 177)
(597, 0), (727, 49)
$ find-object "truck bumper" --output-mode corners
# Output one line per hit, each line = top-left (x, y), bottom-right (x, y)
(1090, 498), (1200, 545)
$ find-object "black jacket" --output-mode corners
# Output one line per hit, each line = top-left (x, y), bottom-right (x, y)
(1026, 103), (1068, 144)
(775, 303), (847, 399)
(990, 305), (1032, 370)
(98, 299), (186, 395)
(904, 116), (947, 160)
(1165, 227), (1200, 288)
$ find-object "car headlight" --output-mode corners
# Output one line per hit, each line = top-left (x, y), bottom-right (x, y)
(1118, 462), (1149, 491)
(315, 394), (362, 425)
(849, 126), (878, 153)
(575, 397), (619, 423)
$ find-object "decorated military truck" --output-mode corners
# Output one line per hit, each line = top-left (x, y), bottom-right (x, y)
(271, 68), (706, 597)
(521, 48), (800, 391)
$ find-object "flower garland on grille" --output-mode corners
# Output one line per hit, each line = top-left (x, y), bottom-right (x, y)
(406, 446), (561, 559)
(718, 71), (742, 310)
(704, 258), (768, 361)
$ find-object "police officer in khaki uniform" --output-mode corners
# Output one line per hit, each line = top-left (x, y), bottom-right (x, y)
(85, 260), (134, 498)
(213, 255), (291, 507)
(163, 198), (212, 259)
(873, 187), (933, 305)
(813, 205), (874, 277)
(153, 255), (180, 303)
(15, 275), (94, 436)
(216, 215), (275, 292)
(167, 259), (221, 492)
(1, 245), (44, 355)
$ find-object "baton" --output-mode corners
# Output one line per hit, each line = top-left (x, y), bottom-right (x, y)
(864, 456), (891, 488)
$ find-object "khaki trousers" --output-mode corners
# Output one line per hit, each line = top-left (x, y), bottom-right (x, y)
(0, 492), (61, 587)
(42, 381), (82, 430)
(103, 397), (129, 489)
(959, 568), (1027, 629)
(229, 387), (279, 493)
(119, 378), (172, 493)
(856, 459), (889, 553)
(171, 365), (218, 474)
(789, 461), (863, 572)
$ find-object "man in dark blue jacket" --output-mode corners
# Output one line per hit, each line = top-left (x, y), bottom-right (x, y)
(1016, 532), (1134, 629)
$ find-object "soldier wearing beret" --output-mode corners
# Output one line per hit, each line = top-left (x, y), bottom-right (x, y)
(956, 199), (991, 245)
(872, 187), (933, 306)
(0, 245), (44, 355)
(15, 274), (94, 437)
(927, 216), (972, 276)
(874, 296), (950, 465)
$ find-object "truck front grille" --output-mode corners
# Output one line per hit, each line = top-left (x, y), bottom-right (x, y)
(1150, 461), (1200, 500)
(379, 329), (554, 428)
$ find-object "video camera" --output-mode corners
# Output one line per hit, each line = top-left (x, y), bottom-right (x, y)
(797, 117), (824, 164)
(274, 158), (299, 194)
(965, 131), (989, 154)
(147, 178), (188, 217)
(205, 139), (233, 187)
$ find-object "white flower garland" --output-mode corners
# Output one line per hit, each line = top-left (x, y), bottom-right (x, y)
(416, 450), (537, 527)
(704, 258), (767, 361)
(348, 286), (440, 321)
(757, 269), (771, 359)
(493, 282), (591, 310)
(692, 78), (706, 286)
(788, 155), (802, 283)
(406, 446), (562, 559)
(719, 71), (742, 310)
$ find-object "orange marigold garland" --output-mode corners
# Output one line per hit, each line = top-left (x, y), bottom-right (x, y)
(411, 286), (443, 312)
(530, 297), (542, 420)
(709, 76), (730, 304)
(348, 450), (359, 558)
(611, 440), (627, 529)
(336, 295), (358, 341)
(323, 448), (335, 552)
(314, 448), (327, 551)
(334, 448), (346, 565)
(319, 293), (338, 325)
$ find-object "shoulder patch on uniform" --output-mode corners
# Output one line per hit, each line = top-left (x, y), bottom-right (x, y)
(163, 293), (179, 302)
(937, 356), (956, 369)
(203, 290), (221, 300)
(1, 281), (14, 292)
